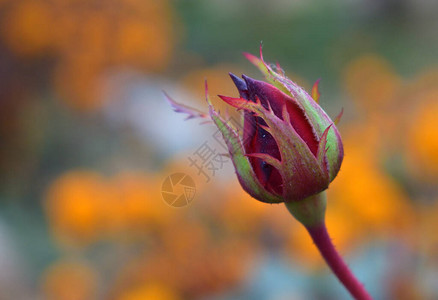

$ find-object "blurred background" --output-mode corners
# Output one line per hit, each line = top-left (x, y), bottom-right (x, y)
(1, 0), (438, 299)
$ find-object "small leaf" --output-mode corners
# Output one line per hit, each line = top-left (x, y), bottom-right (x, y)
(163, 91), (208, 121)
(334, 108), (344, 126)
(311, 79), (321, 103)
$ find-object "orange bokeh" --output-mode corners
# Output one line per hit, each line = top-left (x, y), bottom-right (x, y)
(1, 0), (437, 298)
(328, 137), (413, 236)
(405, 90), (438, 181)
(1, 0), (177, 111)
(45, 170), (110, 246)
(44, 170), (173, 247)
(41, 259), (98, 300)
(343, 54), (402, 113)
(116, 283), (180, 300)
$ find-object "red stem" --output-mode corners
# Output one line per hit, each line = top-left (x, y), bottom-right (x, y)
(306, 223), (373, 300)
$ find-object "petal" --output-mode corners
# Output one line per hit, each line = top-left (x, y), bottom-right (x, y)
(241, 76), (320, 156)
(239, 99), (330, 201)
(229, 73), (249, 99)
(246, 124), (282, 195)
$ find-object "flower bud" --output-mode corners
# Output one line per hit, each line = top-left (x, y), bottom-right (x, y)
(207, 47), (343, 203)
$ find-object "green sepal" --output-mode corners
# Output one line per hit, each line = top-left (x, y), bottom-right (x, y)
(207, 101), (283, 204)
(285, 192), (327, 227)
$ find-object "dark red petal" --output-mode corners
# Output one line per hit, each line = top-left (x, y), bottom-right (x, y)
(229, 73), (249, 99)
(242, 75), (285, 116)
(243, 75), (319, 156)
(285, 101), (319, 156)
(247, 123), (283, 195)
(242, 112), (256, 151)
(249, 156), (283, 195)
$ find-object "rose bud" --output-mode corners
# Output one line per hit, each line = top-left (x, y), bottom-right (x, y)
(165, 48), (374, 299)
(207, 47), (343, 204)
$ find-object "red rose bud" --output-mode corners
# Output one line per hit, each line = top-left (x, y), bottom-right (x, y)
(165, 49), (373, 299)
(207, 47), (343, 204)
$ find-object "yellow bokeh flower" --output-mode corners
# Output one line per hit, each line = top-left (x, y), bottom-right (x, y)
(328, 139), (412, 236)
(45, 169), (173, 246)
(1, 0), (177, 111)
(45, 170), (109, 246)
(1, 0), (53, 57)
(104, 171), (173, 236)
(405, 90), (438, 180)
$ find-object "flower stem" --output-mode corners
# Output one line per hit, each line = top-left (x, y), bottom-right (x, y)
(305, 223), (373, 300)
